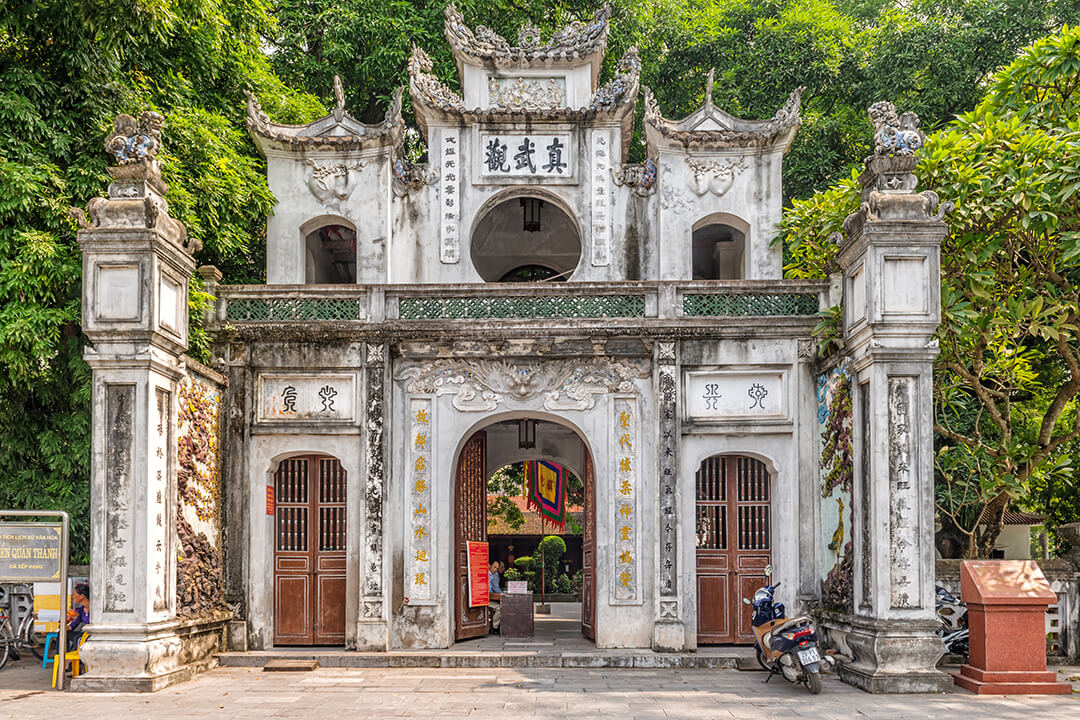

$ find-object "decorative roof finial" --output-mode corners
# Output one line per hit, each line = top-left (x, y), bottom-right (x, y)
(705, 69), (714, 108)
(868, 101), (924, 157)
(105, 111), (164, 166)
(333, 75), (346, 122)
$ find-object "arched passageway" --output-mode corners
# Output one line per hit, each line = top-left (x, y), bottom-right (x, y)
(453, 417), (596, 644)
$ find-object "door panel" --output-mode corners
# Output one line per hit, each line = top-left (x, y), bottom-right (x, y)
(696, 455), (771, 645)
(581, 453), (596, 640)
(273, 455), (347, 646)
(455, 432), (488, 641)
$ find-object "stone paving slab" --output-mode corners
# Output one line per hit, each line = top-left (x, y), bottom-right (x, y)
(0, 663), (1076, 719)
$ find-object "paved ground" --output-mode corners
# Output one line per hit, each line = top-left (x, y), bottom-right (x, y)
(0, 658), (1078, 719)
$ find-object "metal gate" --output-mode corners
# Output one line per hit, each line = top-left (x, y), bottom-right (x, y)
(695, 455), (771, 644)
(273, 455), (347, 645)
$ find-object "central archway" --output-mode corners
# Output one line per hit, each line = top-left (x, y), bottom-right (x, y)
(470, 190), (582, 282)
(452, 414), (596, 644)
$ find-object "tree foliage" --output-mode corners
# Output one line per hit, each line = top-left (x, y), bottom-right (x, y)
(781, 25), (1080, 558)
(0, 0), (322, 562)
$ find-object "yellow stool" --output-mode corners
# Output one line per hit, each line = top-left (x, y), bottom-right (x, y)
(51, 633), (87, 688)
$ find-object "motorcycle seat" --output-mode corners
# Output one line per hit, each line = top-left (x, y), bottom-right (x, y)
(771, 616), (813, 634)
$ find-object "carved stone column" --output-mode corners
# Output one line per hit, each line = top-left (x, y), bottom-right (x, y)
(652, 339), (685, 650)
(74, 113), (201, 690)
(833, 103), (951, 693)
(356, 341), (388, 649)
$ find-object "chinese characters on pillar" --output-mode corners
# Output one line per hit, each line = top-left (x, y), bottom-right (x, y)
(480, 133), (572, 178)
(407, 398), (433, 602)
(613, 396), (639, 603)
(150, 387), (171, 613)
(888, 377), (920, 609)
(658, 363), (678, 597)
(440, 130), (460, 263)
(104, 384), (134, 613)
(590, 130), (611, 266)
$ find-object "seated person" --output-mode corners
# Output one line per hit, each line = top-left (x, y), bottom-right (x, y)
(488, 561), (502, 633)
(67, 583), (90, 651)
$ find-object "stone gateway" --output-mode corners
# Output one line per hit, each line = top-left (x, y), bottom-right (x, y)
(74, 6), (951, 694)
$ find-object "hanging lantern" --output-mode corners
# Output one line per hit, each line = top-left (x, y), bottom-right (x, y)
(520, 197), (543, 232)
(518, 418), (536, 449)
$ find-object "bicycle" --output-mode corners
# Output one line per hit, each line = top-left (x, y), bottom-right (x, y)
(0, 600), (43, 670)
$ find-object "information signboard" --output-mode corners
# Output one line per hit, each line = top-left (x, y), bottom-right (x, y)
(467, 540), (489, 608)
(0, 522), (62, 582)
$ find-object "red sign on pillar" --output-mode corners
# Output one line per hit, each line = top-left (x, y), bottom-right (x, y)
(467, 541), (489, 608)
(266, 485), (275, 516)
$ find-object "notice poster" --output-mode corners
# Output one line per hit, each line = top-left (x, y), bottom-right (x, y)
(467, 541), (489, 608)
(0, 523), (62, 582)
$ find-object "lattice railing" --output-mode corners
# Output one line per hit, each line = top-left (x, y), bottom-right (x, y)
(225, 298), (366, 322)
(683, 293), (819, 317)
(398, 294), (646, 320)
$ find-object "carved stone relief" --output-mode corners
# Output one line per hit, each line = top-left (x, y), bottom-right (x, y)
(488, 76), (566, 110)
(687, 157), (747, 197)
(364, 344), (386, 602)
(394, 358), (651, 412)
(305, 159), (367, 203)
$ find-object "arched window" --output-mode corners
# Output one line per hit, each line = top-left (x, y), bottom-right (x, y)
(692, 215), (749, 280)
(470, 193), (581, 282)
(303, 222), (356, 283)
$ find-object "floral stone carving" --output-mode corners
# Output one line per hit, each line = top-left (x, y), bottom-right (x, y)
(394, 358), (650, 412)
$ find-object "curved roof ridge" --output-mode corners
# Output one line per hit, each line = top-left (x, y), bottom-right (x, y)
(443, 4), (611, 65)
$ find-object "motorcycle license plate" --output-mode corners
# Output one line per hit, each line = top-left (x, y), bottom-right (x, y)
(797, 647), (820, 664)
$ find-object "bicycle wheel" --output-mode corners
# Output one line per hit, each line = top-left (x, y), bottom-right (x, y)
(0, 642), (10, 671)
(24, 629), (42, 660)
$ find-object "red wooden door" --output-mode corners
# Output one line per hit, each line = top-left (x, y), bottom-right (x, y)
(695, 455), (771, 644)
(454, 432), (488, 641)
(581, 452), (596, 639)
(273, 456), (347, 646)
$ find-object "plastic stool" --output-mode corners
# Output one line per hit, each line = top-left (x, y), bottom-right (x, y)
(42, 632), (59, 668)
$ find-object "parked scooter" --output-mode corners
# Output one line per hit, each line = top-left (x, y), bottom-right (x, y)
(743, 565), (827, 694)
(935, 586), (969, 656)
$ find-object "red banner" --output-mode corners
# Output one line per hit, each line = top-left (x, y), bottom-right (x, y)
(266, 485), (275, 516)
(467, 541), (489, 607)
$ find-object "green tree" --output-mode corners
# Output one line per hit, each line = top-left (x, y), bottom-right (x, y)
(782, 26), (1080, 558)
(0, 0), (321, 561)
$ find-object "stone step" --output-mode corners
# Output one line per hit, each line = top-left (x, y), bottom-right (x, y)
(263, 659), (320, 672)
(218, 651), (744, 670)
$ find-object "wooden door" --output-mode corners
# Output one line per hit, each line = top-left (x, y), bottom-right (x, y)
(454, 432), (487, 641)
(695, 455), (771, 644)
(581, 452), (596, 639)
(273, 455), (347, 646)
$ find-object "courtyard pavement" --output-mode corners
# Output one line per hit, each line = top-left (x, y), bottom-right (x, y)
(0, 659), (1077, 719)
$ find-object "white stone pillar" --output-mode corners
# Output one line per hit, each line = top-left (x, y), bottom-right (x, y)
(652, 339), (684, 650)
(74, 113), (200, 691)
(833, 106), (952, 692)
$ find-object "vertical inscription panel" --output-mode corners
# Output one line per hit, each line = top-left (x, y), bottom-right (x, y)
(591, 129), (612, 267)
(104, 383), (136, 613)
(406, 397), (433, 603)
(440, 130), (461, 264)
(888, 377), (920, 609)
(612, 396), (640, 604)
(150, 387), (171, 612)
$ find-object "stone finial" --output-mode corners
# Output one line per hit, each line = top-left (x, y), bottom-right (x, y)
(332, 75), (346, 122)
(105, 111), (164, 166)
(868, 101), (925, 157)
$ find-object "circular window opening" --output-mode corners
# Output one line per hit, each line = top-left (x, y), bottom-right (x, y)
(471, 195), (581, 282)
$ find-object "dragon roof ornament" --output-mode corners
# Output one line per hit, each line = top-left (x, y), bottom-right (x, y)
(643, 71), (804, 152)
(444, 4), (611, 66)
(245, 76), (404, 154)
